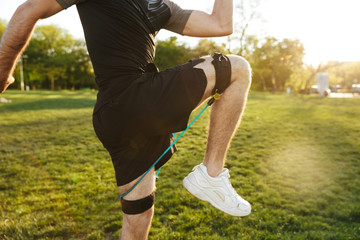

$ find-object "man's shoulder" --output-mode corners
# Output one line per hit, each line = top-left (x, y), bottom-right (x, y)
(162, 0), (193, 35)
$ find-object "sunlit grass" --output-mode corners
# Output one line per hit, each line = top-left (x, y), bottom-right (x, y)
(0, 90), (359, 239)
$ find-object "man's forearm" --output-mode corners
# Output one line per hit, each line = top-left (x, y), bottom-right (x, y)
(0, 4), (38, 86)
(0, 0), (63, 92)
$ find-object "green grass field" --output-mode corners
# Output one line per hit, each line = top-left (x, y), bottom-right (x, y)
(0, 91), (359, 239)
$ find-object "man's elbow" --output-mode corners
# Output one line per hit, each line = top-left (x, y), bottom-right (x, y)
(213, 15), (233, 36)
(15, 1), (39, 22)
(15, 0), (56, 22)
(220, 25), (233, 36)
(215, 24), (233, 37)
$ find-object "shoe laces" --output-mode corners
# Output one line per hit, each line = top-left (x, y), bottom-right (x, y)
(195, 164), (246, 207)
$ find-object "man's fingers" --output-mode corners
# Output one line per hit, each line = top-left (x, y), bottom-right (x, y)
(9, 76), (15, 84)
(0, 76), (15, 93)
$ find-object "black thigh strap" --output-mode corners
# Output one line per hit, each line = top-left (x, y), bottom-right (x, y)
(121, 192), (155, 215)
(211, 52), (232, 95)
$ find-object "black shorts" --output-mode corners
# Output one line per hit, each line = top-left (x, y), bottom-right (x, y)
(92, 59), (207, 186)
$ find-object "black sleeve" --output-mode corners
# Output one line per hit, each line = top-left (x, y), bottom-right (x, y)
(163, 0), (193, 34)
(56, 0), (86, 9)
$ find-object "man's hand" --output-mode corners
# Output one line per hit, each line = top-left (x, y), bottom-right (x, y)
(0, 76), (15, 93)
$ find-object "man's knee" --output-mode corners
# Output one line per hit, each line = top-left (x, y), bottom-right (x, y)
(121, 192), (155, 215)
(210, 53), (232, 95)
(123, 205), (154, 221)
(118, 168), (156, 215)
(227, 55), (252, 86)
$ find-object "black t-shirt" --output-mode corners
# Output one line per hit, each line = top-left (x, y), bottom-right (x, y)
(56, 0), (192, 111)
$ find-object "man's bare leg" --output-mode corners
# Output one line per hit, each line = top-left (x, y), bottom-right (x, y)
(195, 55), (252, 176)
(183, 54), (252, 216)
(118, 168), (156, 240)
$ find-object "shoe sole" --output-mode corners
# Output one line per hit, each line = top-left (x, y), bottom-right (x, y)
(183, 176), (251, 217)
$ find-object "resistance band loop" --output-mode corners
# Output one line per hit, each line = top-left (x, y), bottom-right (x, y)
(119, 96), (218, 199)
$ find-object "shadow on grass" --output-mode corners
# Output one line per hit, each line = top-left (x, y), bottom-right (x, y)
(0, 97), (96, 113)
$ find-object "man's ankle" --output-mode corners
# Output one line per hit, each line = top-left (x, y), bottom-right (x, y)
(202, 163), (224, 178)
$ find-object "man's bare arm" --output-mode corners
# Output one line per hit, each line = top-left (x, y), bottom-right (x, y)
(183, 0), (233, 37)
(0, 0), (63, 93)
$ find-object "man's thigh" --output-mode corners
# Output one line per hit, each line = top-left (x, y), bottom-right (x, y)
(192, 56), (216, 105)
(193, 54), (237, 106)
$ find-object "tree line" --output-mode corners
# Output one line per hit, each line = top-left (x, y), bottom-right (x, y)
(0, 22), (95, 91)
(1, 21), (358, 92)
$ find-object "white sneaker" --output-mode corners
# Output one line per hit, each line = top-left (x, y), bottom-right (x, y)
(183, 163), (251, 217)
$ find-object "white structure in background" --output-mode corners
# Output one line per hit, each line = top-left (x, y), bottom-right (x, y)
(317, 72), (330, 96)
(352, 84), (360, 93)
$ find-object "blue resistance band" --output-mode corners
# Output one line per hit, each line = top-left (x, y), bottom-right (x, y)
(155, 132), (177, 178)
(155, 131), (177, 178)
(119, 102), (212, 199)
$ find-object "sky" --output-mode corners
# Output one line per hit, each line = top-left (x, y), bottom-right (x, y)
(0, 0), (359, 65)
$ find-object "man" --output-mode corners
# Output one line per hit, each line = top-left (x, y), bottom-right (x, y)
(0, 0), (252, 239)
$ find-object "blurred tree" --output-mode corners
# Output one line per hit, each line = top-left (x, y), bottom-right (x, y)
(235, 0), (263, 56)
(287, 65), (312, 92)
(301, 62), (343, 94)
(26, 25), (71, 90)
(190, 39), (229, 58)
(225, 0), (263, 56)
(326, 62), (360, 91)
(155, 37), (230, 71)
(24, 25), (94, 90)
(238, 35), (260, 59)
(250, 37), (305, 91)
(0, 19), (6, 39)
(155, 36), (189, 70)
(62, 39), (95, 90)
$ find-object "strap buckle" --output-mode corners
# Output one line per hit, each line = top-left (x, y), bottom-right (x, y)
(207, 91), (221, 106)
